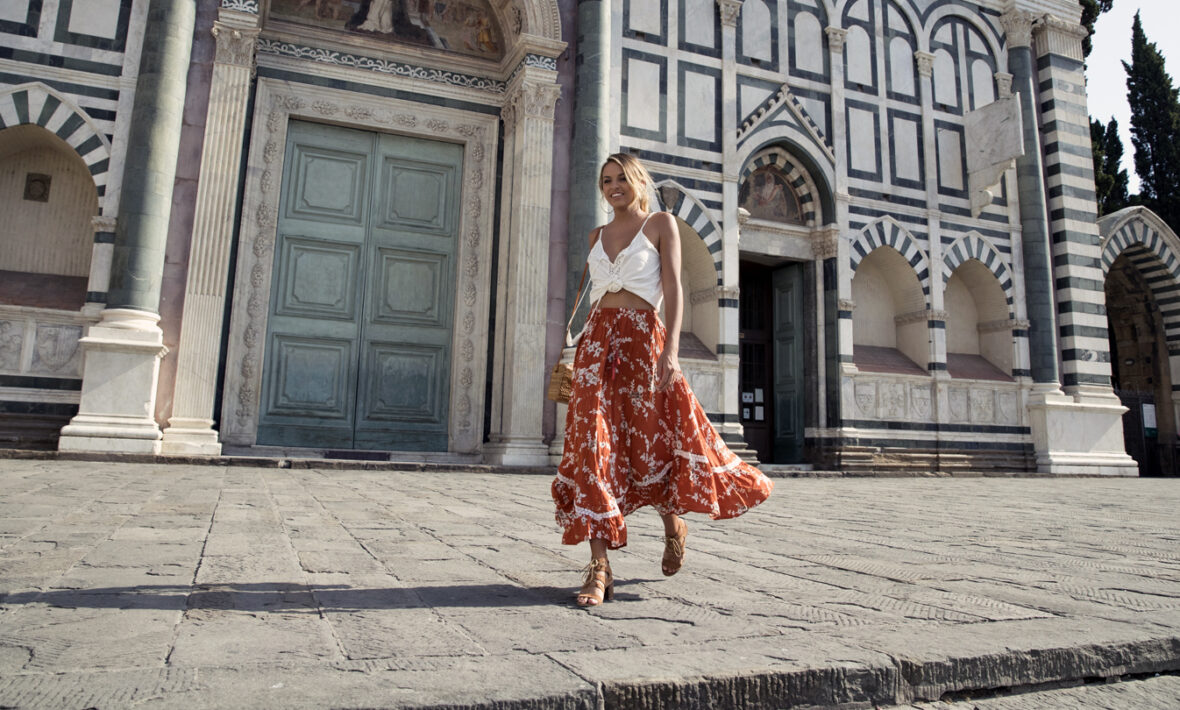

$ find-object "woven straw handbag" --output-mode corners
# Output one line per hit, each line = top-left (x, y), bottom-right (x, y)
(546, 264), (592, 404)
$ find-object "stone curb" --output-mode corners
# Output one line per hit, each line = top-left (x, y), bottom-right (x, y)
(593, 636), (1180, 709)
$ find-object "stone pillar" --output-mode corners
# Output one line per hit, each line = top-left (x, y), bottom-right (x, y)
(59, 0), (196, 454)
(83, 215), (117, 318)
(1003, 8), (1136, 475)
(161, 9), (260, 455)
(485, 69), (562, 466)
(1004, 10), (1058, 387)
(565, 0), (610, 331)
(715, 0), (744, 443)
(914, 50), (948, 379)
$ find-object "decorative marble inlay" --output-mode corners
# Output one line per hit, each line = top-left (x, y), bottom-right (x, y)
(855, 381), (876, 417)
(970, 388), (995, 423)
(910, 385), (931, 420)
(221, 0), (259, 13)
(256, 39), (506, 94)
(0, 320), (22, 372)
(31, 324), (83, 376)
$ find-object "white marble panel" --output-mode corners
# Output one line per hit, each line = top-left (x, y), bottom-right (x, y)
(937, 127), (965, 191)
(628, 0), (661, 35)
(892, 115), (921, 182)
(848, 106), (878, 174)
(626, 59), (662, 133)
(971, 59), (995, 109)
(0, 1), (30, 23)
(846, 26), (873, 86)
(889, 37), (915, 96)
(683, 0), (714, 47)
(682, 71), (715, 142)
(933, 49), (957, 107)
(740, 84), (774, 121)
(68, 0), (122, 39)
(794, 12), (824, 74)
(796, 96), (827, 134)
(740, 0), (772, 62)
(887, 4), (907, 32)
(846, 0), (870, 22)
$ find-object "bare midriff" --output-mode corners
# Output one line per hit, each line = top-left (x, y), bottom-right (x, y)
(595, 289), (656, 310)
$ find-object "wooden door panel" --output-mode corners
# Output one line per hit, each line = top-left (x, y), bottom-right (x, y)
(772, 264), (804, 462)
(274, 237), (361, 320)
(287, 145), (368, 224)
(371, 247), (449, 327)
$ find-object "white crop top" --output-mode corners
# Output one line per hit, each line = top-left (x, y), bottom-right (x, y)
(588, 214), (663, 310)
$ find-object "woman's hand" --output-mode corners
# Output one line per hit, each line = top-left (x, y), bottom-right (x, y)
(655, 347), (682, 392)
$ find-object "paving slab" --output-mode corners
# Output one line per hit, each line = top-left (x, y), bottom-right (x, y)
(0, 459), (1178, 708)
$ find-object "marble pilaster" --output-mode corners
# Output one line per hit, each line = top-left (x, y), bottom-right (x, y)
(161, 9), (260, 455)
(485, 69), (562, 466)
(714, 0), (744, 441)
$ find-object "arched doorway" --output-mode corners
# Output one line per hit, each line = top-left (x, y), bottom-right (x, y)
(1100, 207), (1180, 477)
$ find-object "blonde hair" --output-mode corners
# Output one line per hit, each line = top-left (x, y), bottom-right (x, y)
(600, 153), (653, 212)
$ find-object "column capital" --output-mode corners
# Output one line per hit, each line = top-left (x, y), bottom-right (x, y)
(1000, 10), (1035, 49)
(825, 26), (848, 53)
(717, 0), (742, 28)
(212, 20), (260, 68)
(505, 78), (561, 124)
(915, 50), (935, 77)
(995, 71), (1014, 98)
(92, 215), (117, 232)
(1033, 13), (1087, 61)
(811, 230), (839, 259)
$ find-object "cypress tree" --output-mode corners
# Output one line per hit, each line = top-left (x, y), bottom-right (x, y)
(1091, 117), (1130, 215)
(1123, 12), (1180, 229)
(1079, 0), (1113, 59)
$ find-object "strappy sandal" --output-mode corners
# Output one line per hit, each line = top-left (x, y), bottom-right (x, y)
(662, 519), (687, 576)
(576, 558), (613, 606)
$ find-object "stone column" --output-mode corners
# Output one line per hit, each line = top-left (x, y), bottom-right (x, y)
(1003, 10), (1059, 388)
(485, 69), (562, 466)
(59, 0), (196, 454)
(565, 0), (611, 331)
(715, 0), (744, 442)
(1003, 8), (1135, 475)
(161, 9), (260, 455)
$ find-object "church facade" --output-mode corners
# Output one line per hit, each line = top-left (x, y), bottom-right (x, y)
(0, 0), (1174, 475)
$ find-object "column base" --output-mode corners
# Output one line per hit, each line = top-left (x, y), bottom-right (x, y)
(160, 417), (223, 456)
(59, 414), (163, 454)
(484, 439), (552, 467)
(57, 309), (169, 455)
(1028, 386), (1139, 476)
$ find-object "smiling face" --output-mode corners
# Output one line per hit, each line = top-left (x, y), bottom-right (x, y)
(600, 160), (638, 211)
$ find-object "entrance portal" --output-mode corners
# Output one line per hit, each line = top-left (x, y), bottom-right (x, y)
(258, 120), (463, 451)
(739, 261), (804, 463)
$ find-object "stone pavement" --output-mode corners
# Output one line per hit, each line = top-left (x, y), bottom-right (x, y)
(1, 458), (1179, 709)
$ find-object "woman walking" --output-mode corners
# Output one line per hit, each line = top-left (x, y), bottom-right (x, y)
(552, 153), (774, 607)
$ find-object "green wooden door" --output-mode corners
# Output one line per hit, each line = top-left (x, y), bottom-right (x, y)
(257, 120), (462, 451)
(771, 263), (804, 462)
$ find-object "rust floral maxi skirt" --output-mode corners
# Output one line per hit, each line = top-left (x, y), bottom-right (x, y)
(552, 307), (774, 549)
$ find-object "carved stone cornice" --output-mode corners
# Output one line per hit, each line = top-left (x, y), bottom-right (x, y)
(825, 26), (847, 53)
(212, 20), (260, 68)
(219, 0), (258, 13)
(995, 72), (1013, 98)
(979, 318), (1030, 333)
(1000, 10), (1035, 49)
(717, 0), (742, 28)
(915, 51), (935, 78)
(895, 309), (945, 326)
(1033, 14), (1087, 62)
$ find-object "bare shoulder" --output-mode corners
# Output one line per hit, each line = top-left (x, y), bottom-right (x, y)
(646, 211), (678, 248)
(588, 226), (602, 247)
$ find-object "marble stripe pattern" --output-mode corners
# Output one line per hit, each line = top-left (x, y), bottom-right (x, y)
(0, 83), (111, 198)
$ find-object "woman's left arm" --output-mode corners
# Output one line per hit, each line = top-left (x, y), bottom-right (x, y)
(654, 212), (683, 391)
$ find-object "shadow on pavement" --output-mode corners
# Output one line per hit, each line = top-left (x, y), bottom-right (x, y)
(0, 582), (595, 611)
